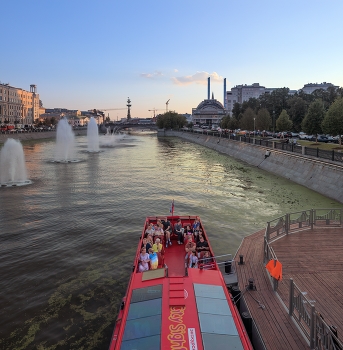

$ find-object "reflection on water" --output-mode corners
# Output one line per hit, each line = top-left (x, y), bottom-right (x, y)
(0, 133), (341, 349)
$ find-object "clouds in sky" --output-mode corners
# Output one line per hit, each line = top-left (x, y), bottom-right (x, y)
(172, 71), (224, 86)
(140, 71), (163, 79)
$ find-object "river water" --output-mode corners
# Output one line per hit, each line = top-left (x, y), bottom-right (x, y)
(0, 132), (341, 349)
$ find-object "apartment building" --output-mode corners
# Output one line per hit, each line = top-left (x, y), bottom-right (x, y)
(0, 83), (40, 126)
(301, 82), (339, 94)
(226, 83), (269, 115)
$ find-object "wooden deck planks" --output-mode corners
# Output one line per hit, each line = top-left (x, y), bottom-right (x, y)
(236, 229), (310, 350)
(273, 227), (343, 341)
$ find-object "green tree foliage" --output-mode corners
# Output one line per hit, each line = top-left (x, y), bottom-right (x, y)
(156, 111), (186, 129)
(220, 115), (230, 129)
(276, 109), (292, 131)
(256, 108), (271, 131)
(228, 117), (239, 130)
(287, 96), (307, 132)
(239, 107), (256, 130)
(232, 103), (241, 119)
(241, 98), (259, 114)
(302, 99), (325, 137)
(230, 85), (343, 132)
(322, 97), (343, 143)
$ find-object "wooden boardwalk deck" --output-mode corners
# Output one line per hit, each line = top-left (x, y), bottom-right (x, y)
(236, 225), (343, 349)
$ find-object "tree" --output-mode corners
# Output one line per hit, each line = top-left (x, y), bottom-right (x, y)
(256, 108), (271, 131)
(276, 109), (292, 131)
(220, 115), (230, 129)
(239, 107), (256, 130)
(228, 117), (239, 130)
(302, 99), (325, 139)
(241, 97), (259, 114)
(156, 111), (186, 129)
(287, 96), (307, 132)
(232, 103), (241, 119)
(322, 96), (343, 145)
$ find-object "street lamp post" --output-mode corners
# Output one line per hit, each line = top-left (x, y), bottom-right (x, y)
(253, 117), (256, 137)
(273, 110), (275, 133)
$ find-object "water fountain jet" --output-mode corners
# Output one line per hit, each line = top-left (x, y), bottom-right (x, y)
(53, 118), (79, 162)
(0, 138), (32, 187)
(87, 117), (100, 152)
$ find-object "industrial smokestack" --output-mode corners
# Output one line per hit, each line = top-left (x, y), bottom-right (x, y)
(224, 78), (227, 110)
(208, 77), (210, 100)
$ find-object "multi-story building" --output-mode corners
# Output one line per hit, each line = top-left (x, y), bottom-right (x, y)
(300, 82), (339, 94)
(226, 83), (270, 115)
(0, 83), (39, 126)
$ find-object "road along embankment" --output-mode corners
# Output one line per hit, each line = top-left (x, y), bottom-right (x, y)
(0, 129), (87, 144)
(161, 130), (343, 204)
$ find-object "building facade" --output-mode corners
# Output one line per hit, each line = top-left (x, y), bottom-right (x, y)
(300, 82), (339, 94)
(226, 83), (269, 115)
(0, 83), (39, 126)
(192, 97), (226, 125)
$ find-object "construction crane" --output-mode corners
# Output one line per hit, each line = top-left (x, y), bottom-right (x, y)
(166, 99), (170, 113)
(148, 108), (164, 118)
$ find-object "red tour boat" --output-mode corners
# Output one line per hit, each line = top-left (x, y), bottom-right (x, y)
(109, 215), (253, 350)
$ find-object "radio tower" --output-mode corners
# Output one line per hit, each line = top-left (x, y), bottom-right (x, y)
(126, 97), (131, 121)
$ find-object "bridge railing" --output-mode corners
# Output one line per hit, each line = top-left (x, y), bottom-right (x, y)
(180, 128), (343, 164)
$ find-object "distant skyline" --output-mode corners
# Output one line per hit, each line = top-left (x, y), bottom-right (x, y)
(2, 0), (343, 121)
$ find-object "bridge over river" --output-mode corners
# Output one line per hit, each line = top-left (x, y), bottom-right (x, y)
(101, 122), (158, 133)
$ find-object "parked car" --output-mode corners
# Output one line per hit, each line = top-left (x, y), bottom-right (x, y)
(299, 132), (309, 140)
(326, 135), (335, 143)
(317, 135), (329, 143)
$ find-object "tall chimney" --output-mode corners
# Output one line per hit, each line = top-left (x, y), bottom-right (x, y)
(224, 78), (227, 110)
(208, 77), (210, 100)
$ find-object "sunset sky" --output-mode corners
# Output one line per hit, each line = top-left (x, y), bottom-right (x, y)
(2, 0), (343, 120)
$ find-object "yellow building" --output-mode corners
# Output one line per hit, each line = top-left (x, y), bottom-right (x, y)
(0, 83), (40, 126)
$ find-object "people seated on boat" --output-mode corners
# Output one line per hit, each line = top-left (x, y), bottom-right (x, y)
(192, 217), (200, 234)
(202, 250), (211, 262)
(146, 234), (153, 252)
(148, 248), (158, 270)
(152, 238), (163, 253)
(199, 251), (213, 269)
(142, 237), (148, 250)
(188, 250), (198, 268)
(138, 247), (150, 272)
(183, 225), (193, 241)
(145, 223), (154, 237)
(174, 219), (184, 244)
(185, 237), (196, 265)
(162, 217), (172, 247)
(196, 236), (209, 257)
(196, 228), (204, 242)
(154, 220), (164, 239)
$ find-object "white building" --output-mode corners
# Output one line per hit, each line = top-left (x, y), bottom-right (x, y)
(300, 82), (338, 94)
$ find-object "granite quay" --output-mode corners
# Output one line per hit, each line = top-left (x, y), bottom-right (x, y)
(160, 129), (343, 205)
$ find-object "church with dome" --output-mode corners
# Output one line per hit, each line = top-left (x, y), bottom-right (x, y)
(191, 77), (227, 125)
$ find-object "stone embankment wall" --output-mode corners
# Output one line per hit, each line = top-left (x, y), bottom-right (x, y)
(161, 130), (343, 204)
(0, 129), (87, 144)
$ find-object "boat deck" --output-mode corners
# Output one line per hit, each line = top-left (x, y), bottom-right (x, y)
(109, 216), (252, 350)
(235, 226), (343, 350)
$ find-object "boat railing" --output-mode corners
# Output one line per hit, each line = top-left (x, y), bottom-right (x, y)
(289, 278), (343, 350)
